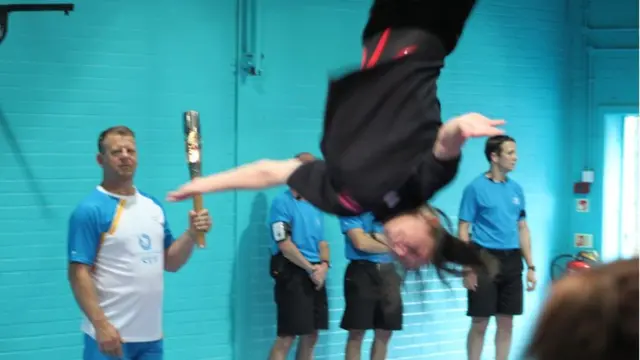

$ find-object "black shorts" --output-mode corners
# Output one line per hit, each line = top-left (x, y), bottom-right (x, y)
(466, 245), (524, 317)
(362, 0), (477, 55)
(340, 260), (403, 331)
(271, 255), (328, 336)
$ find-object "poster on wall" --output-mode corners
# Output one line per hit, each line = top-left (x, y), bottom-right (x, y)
(576, 198), (590, 213)
(574, 233), (593, 248)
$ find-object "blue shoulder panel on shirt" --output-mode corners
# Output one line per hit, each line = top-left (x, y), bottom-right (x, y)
(67, 189), (119, 266)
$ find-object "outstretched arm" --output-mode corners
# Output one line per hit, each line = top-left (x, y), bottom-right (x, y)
(433, 113), (506, 160)
(417, 113), (505, 202)
(167, 158), (303, 201)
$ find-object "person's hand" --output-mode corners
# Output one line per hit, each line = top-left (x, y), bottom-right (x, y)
(95, 321), (123, 358)
(188, 209), (213, 237)
(310, 263), (328, 290)
(167, 178), (208, 202)
(434, 113), (506, 160)
(463, 270), (478, 291)
(308, 267), (323, 289)
(526, 269), (537, 291)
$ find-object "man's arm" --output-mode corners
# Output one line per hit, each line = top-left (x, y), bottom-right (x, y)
(68, 263), (110, 327)
(349, 229), (390, 253)
(519, 219), (533, 268)
(276, 232), (315, 273)
(518, 191), (534, 268)
(458, 221), (471, 243)
(164, 230), (196, 273)
(312, 216), (330, 287)
(317, 216), (330, 265)
(152, 199), (198, 273)
(318, 240), (330, 267)
(319, 241), (330, 263)
(457, 184), (477, 243)
(340, 216), (390, 253)
(66, 205), (109, 328)
(167, 158), (303, 201)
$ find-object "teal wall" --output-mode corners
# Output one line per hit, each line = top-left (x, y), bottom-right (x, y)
(0, 0), (636, 359)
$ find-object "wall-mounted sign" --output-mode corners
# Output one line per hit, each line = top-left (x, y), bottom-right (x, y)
(574, 233), (593, 248)
(576, 198), (590, 213)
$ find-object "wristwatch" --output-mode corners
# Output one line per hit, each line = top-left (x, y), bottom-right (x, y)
(527, 265), (536, 271)
(321, 260), (331, 268)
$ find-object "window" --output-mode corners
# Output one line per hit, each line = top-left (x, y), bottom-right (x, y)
(602, 113), (640, 262)
(620, 115), (640, 258)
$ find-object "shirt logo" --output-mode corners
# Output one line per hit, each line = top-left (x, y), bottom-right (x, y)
(138, 234), (152, 251)
(383, 191), (400, 208)
(513, 197), (520, 205)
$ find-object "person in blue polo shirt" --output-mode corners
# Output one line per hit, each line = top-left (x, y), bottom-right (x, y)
(339, 212), (402, 360)
(457, 135), (537, 360)
(267, 153), (331, 360)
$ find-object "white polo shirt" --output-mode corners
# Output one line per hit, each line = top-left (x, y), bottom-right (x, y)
(67, 186), (175, 342)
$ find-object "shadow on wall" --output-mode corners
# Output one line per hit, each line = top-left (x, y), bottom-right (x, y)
(0, 105), (52, 217)
(231, 192), (274, 359)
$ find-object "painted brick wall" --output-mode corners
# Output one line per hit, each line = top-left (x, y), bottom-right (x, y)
(565, 0), (639, 256)
(0, 1), (239, 360)
(0, 0), (574, 360)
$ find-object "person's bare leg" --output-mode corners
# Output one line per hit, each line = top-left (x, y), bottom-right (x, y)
(269, 335), (295, 360)
(371, 329), (392, 360)
(495, 315), (513, 360)
(345, 330), (365, 360)
(467, 317), (489, 360)
(296, 331), (319, 360)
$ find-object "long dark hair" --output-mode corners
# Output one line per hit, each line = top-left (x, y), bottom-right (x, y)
(431, 207), (499, 284)
(399, 207), (500, 288)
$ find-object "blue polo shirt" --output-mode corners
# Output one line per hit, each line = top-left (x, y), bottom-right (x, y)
(269, 190), (325, 262)
(339, 212), (393, 263)
(458, 174), (526, 250)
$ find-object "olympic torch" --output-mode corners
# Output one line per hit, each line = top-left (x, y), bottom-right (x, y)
(183, 110), (206, 248)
